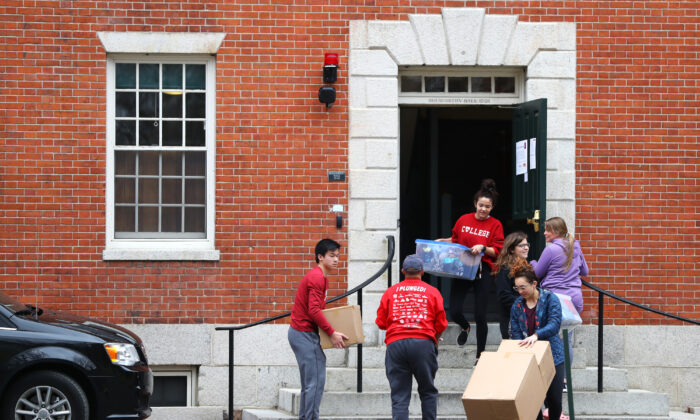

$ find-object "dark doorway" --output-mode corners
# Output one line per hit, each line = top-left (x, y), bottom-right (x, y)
(399, 106), (531, 323)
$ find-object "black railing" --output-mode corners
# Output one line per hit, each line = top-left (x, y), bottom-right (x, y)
(581, 279), (700, 394)
(215, 235), (395, 420)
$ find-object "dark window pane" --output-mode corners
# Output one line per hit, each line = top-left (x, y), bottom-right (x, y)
(161, 207), (182, 232)
(186, 93), (205, 118)
(138, 207), (158, 232)
(139, 152), (159, 175)
(162, 121), (183, 146)
(185, 152), (205, 176)
(116, 63), (136, 89)
(115, 151), (136, 175)
(162, 179), (182, 204)
(185, 179), (205, 204)
(138, 178), (159, 204)
(448, 77), (468, 92)
(472, 77), (491, 93)
(495, 77), (516, 93)
(425, 76), (445, 92)
(162, 92), (182, 118)
(162, 64), (183, 89)
(139, 121), (159, 146)
(115, 120), (136, 146)
(185, 121), (205, 147)
(116, 92), (136, 117)
(186, 64), (206, 90)
(115, 206), (135, 232)
(185, 207), (205, 233)
(139, 92), (158, 118)
(151, 376), (187, 407)
(162, 152), (182, 176)
(115, 178), (135, 203)
(401, 76), (421, 92)
(139, 63), (159, 89)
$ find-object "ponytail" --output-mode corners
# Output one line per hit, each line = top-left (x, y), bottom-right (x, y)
(545, 217), (574, 272)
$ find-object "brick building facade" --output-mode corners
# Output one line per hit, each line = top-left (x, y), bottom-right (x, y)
(1, 0), (698, 413)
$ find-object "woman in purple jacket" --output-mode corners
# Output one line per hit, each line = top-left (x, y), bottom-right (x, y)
(530, 217), (589, 313)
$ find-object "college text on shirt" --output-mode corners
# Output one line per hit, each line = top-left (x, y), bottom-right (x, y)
(461, 226), (491, 237)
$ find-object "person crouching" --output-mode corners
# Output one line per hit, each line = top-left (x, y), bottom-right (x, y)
(375, 255), (448, 420)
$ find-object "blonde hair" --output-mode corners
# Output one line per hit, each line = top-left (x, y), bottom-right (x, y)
(544, 217), (574, 272)
(494, 231), (528, 274)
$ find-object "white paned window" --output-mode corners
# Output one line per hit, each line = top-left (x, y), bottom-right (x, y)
(398, 67), (524, 105)
(104, 55), (218, 261)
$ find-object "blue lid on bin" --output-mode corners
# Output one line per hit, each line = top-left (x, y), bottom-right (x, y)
(402, 254), (424, 273)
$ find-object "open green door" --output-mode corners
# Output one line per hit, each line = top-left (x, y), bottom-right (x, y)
(512, 99), (547, 256)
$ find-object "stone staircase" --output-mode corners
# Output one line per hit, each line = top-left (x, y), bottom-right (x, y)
(242, 324), (672, 420)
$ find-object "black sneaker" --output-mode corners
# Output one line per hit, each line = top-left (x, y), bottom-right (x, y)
(457, 326), (470, 346)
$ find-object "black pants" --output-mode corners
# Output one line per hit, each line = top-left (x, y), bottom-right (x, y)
(537, 362), (565, 420)
(448, 268), (492, 358)
(385, 338), (438, 420)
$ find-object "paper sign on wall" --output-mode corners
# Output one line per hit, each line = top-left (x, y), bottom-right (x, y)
(530, 138), (537, 170)
(516, 140), (528, 181)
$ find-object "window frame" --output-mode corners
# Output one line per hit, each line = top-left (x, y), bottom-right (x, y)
(104, 54), (219, 261)
(398, 66), (524, 105)
(149, 366), (197, 407)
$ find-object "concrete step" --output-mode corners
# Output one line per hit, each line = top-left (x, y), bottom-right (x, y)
(149, 406), (225, 420)
(279, 388), (669, 417)
(241, 410), (466, 420)
(347, 344), (499, 368)
(325, 365), (627, 392)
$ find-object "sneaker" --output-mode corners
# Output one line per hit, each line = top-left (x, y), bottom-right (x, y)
(456, 325), (470, 346)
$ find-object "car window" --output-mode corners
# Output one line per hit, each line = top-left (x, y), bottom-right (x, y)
(0, 291), (27, 313)
(0, 312), (15, 328)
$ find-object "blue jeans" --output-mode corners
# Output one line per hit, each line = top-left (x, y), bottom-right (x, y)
(288, 327), (326, 420)
(385, 338), (439, 420)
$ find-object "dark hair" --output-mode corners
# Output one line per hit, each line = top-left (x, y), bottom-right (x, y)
(473, 178), (499, 207)
(494, 231), (528, 274)
(315, 238), (341, 263)
(509, 259), (538, 284)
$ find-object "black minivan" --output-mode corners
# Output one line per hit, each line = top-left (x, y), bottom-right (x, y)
(0, 291), (152, 419)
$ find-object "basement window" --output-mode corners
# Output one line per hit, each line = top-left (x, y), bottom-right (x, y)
(150, 367), (196, 407)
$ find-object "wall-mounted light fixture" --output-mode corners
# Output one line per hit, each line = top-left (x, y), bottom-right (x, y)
(319, 52), (339, 109)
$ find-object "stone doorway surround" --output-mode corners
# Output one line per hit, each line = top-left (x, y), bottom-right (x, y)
(347, 8), (577, 317)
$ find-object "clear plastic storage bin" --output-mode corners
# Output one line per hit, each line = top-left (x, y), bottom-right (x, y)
(415, 239), (483, 280)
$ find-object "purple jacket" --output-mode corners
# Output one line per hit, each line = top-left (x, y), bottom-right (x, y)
(531, 238), (589, 313)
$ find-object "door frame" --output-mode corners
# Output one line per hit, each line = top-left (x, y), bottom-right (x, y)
(347, 8), (577, 320)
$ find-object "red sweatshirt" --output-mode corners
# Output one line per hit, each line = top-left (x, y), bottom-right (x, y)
(451, 213), (504, 272)
(375, 278), (448, 346)
(290, 266), (334, 336)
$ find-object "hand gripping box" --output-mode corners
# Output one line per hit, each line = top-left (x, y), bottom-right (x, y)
(319, 305), (365, 349)
(497, 340), (556, 388)
(462, 351), (546, 420)
(415, 239), (483, 280)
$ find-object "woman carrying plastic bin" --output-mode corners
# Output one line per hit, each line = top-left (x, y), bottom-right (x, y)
(493, 231), (530, 339)
(437, 178), (504, 364)
(510, 259), (568, 420)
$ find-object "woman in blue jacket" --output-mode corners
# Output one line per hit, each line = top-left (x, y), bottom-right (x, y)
(510, 259), (566, 420)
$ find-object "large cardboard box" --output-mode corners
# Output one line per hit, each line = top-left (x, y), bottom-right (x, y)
(318, 305), (365, 349)
(462, 351), (546, 420)
(497, 340), (555, 388)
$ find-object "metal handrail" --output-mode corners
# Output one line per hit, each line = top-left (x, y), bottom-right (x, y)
(215, 235), (395, 420)
(581, 279), (699, 393)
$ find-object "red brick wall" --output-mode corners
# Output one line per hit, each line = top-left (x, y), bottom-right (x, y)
(1, 1), (697, 325)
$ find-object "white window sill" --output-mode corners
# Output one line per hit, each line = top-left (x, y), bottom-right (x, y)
(103, 247), (220, 261)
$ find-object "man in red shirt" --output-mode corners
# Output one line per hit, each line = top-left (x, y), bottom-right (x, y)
(288, 238), (348, 420)
(376, 255), (448, 420)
